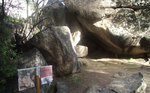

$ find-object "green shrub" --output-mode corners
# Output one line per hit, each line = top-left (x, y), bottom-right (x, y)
(71, 75), (79, 84)
(0, 20), (18, 93)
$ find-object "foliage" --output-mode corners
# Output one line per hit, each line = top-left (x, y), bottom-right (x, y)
(136, 5), (150, 32)
(5, 16), (26, 23)
(0, 18), (19, 93)
(129, 58), (133, 62)
(5, 16), (35, 25)
(71, 75), (79, 84)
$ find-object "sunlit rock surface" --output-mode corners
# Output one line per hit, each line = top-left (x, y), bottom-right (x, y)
(75, 45), (88, 57)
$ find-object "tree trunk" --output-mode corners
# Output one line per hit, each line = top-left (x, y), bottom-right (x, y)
(1, 0), (5, 21)
(26, 0), (29, 18)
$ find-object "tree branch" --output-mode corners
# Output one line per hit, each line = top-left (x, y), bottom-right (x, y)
(22, 17), (47, 42)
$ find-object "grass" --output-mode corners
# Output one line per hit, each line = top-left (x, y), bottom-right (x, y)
(71, 75), (79, 84)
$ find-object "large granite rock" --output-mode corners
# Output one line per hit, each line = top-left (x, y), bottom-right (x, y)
(39, 1), (84, 41)
(107, 72), (147, 93)
(29, 26), (80, 76)
(18, 48), (47, 68)
(39, 0), (83, 35)
(39, 2), (88, 55)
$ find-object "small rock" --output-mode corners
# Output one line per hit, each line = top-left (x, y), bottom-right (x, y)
(113, 72), (126, 78)
(118, 72), (126, 77)
(75, 45), (88, 57)
(113, 73), (120, 78)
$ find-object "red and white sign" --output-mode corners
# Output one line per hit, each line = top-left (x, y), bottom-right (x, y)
(40, 66), (53, 85)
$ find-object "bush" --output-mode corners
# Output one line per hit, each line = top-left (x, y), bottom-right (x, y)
(0, 19), (18, 93)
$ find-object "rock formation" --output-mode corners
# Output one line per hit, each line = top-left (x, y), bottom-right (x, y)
(63, 0), (150, 55)
(29, 26), (80, 76)
(108, 72), (147, 93)
(27, 0), (150, 75)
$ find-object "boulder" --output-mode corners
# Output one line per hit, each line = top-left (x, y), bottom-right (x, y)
(107, 72), (147, 93)
(29, 26), (80, 76)
(84, 85), (115, 93)
(39, 1), (84, 42)
(39, 1), (91, 55)
(75, 45), (88, 57)
(18, 48), (47, 68)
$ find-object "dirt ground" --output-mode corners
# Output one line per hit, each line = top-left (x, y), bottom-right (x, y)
(58, 58), (150, 93)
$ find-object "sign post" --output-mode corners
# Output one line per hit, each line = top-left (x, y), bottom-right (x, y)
(35, 62), (40, 93)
